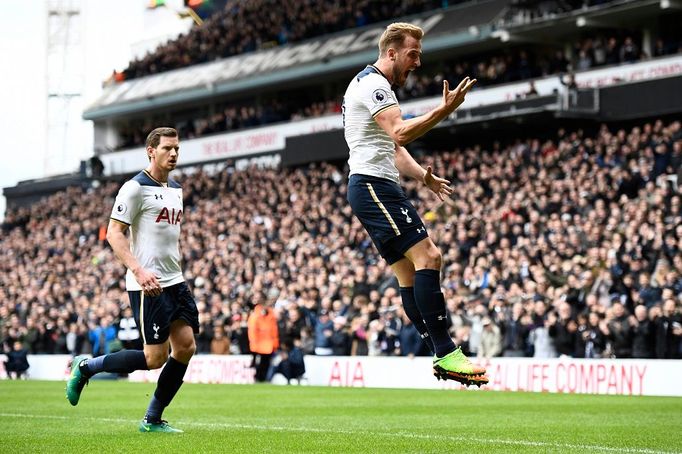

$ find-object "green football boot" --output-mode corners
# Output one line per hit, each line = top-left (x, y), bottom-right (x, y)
(139, 419), (184, 433)
(65, 355), (90, 406)
(433, 347), (489, 388)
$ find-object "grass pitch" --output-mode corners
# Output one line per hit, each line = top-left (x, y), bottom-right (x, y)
(0, 380), (680, 453)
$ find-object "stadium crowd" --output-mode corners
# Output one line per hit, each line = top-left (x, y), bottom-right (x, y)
(115, 29), (680, 150)
(120, 0), (653, 82)
(2, 119), (682, 364)
(116, 98), (342, 150)
(395, 31), (665, 98)
(122, 0), (447, 80)
(109, 0), (681, 150)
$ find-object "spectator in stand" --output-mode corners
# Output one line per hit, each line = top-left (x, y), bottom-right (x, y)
(210, 324), (231, 355)
(654, 298), (682, 359)
(367, 319), (386, 357)
(299, 327), (316, 356)
(620, 37), (641, 63)
(467, 302), (487, 356)
(118, 306), (142, 351)
(630, 305), (655, 358)
(330, 316), (351, 356)
(638, 273), (663, 308)
(229, 313), (250, 355)
(605, 302), (633, 358)
(653, 38), (668, 58)
(65, 323), (86, 356)
(195, 311), (214, 354)
(502, 302), (531, 357)
(350, 316), (369, 356)
(583, 312), (609, 358)
(399, 308), (426, 357)
(576, 49), (593, 71)
(548, 302), (577, 357)
(605, 37), (620, 64)
(529, 309), (557, 358)
(560, 72), (578, 90)
(88, 315), (118, 357)
(478, 317), (503, 359)
(314, 310), (334, 356)
(279, 305), (308, 346)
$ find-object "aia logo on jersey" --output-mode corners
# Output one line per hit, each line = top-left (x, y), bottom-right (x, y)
(155, 207), (183, 225)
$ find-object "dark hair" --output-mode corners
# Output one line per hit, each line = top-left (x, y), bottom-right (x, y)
(145, 127), (178, 149)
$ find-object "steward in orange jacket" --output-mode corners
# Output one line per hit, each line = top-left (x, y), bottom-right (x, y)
(248, 304), (280, 354)
(248, 303), (279, 382)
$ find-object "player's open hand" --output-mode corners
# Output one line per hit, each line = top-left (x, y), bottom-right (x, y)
(133, 267), (163, 296)
(441, 77), (477, 114)
(423, 166), (453, 202)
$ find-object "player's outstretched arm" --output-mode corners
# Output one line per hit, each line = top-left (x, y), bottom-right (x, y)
(374, 77), (476, 146)
(106, 220), (162, 296)
(395, 145), (453, 201)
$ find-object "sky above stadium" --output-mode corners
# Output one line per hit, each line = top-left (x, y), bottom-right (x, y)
(0, 0), (191, 220)
(0, 2), (45, 220)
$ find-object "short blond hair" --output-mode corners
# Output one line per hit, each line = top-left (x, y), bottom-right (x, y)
(378, 22), (424, 56)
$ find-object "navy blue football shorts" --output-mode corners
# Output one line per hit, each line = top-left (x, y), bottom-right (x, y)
(128, 281), (199, 345)
(347, 173), (429, 265)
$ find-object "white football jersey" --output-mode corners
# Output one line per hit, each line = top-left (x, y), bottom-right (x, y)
(343, 65), (400, 183)
(110, 170), (185, 291)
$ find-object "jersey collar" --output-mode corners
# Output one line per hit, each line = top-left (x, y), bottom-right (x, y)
(369, 65), (397, 91)
(143, 169), (168, 187)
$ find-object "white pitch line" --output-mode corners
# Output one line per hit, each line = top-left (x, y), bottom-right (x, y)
(0, 412), (678, 454)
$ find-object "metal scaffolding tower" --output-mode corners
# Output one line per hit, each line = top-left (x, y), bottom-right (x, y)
(46, 0), (85, 177)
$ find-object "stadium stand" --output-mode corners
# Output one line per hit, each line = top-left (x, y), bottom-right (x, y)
(88, 0), (682, 152)
(2, 118), (681, 358)
(121, 0), (661, 81)
(114, 29), (681, 150)
(2, 0), (682, 361)
(122, 0), (469, 80)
